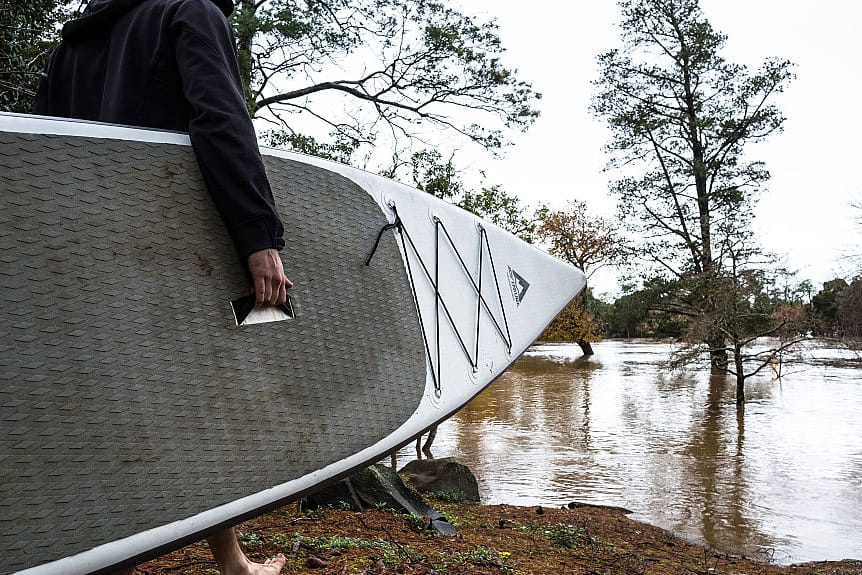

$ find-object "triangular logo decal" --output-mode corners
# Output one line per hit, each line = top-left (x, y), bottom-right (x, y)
(507, 267), (530, 306)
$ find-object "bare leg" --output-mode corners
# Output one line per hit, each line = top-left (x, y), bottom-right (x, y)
(422, 425), (437, 458)
(207, 528), (285, 575)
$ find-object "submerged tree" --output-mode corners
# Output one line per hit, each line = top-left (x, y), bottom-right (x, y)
(233, 0), (540, 168)
(839, 278), (862, 344)
(538, 200), (627, 354)
(672, 230), (808, 405)
(539, 289), (606, 346)
(811, 278), (848, 336)
(592, 0), (794, 379)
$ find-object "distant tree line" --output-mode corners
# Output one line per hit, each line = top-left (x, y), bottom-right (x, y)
(594, 276), (860, 342)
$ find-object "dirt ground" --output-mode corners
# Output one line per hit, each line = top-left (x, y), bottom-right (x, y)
(133, 499), (862, 575)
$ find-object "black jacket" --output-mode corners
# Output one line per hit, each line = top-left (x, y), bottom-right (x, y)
(33, 0), (285, 260)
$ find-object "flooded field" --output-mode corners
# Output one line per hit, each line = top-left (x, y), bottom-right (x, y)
(395, 339), (862, 564)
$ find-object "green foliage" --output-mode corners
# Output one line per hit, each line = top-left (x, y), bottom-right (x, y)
(592, 0), (793, 279)
(237, 530), (265, 547)
(424, 490), (466, 503)
(811, 278), (848, 336)
(459, 185), (544, 244)
(409, 148), (543, 243)
(546, 523), (587, 549)
(410, 149), (463, 202)
(264, 130), (358, 164)
(603, 267), (818, 343)
(451, 546), (512, 571)
(839, 278), (862, 341)
(0, 0), (70, 112)
(604, 279), (688, 339)
(404, 513), (433, 533)
(289, 533), (394, 552)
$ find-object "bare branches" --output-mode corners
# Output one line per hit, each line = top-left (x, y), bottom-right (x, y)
(236, 0), (539, 163)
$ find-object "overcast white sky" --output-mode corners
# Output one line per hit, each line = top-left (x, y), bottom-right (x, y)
(451, 0), (862, 297)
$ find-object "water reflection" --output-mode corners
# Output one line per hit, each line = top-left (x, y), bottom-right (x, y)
(396, 340), (862, 564)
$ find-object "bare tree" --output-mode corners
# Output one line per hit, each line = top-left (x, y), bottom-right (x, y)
(233, 0), (540, 169)
(671, 231), (808, 405)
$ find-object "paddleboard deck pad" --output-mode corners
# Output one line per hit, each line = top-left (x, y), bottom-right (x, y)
(0, 113), (585, 574)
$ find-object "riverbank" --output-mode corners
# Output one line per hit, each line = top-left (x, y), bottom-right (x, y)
(135, 499), (861, 574)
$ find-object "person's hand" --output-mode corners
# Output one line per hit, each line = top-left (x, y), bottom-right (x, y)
(247, 248), (292, 306)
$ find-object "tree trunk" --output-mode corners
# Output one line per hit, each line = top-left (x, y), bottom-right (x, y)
(707, 335), (728, 373)
(577, 340), (594, 356)
(733, 344), (746, 406)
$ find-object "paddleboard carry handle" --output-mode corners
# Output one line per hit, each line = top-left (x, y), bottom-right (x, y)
(230, 294), (294, 326)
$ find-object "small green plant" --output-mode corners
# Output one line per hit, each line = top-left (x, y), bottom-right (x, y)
(425, 490), (465, 503)
(303, 507), (325, 520)
(290, 533), (394, 552)
(382, 549), (403, 566)
(238, 531), (264, 547)
(451, 546), (512, 572)
(547, 523), (586, 548)
(268, 533), (292, 546)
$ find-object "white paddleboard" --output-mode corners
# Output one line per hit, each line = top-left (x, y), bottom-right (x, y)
(0, 112), (585, 574)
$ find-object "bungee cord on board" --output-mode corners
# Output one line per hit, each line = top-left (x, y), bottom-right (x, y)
(365, 205), (513, 395)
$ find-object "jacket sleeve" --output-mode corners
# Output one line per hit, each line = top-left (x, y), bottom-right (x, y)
(169, 0), (285, 260)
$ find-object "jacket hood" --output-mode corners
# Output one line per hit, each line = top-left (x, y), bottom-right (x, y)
(62, 0), (235, 42)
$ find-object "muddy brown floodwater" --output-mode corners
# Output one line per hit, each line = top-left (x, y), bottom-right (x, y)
(394, 339), (862, 564)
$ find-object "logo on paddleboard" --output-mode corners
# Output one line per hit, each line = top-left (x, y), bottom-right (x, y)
(507, 267), (530, 306)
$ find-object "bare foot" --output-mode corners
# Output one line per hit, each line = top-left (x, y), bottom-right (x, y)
(208, 528), (286, 575)
(228, 553), (286, 575)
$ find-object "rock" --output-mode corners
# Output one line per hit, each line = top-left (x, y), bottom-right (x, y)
(398, 457), (481, 503)
(566, 501), (634, 514)
(303, 464), (456, 536)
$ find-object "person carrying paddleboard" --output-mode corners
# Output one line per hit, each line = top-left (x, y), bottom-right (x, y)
(33, 0), (292, 310)
(33, 0), (289, 573)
